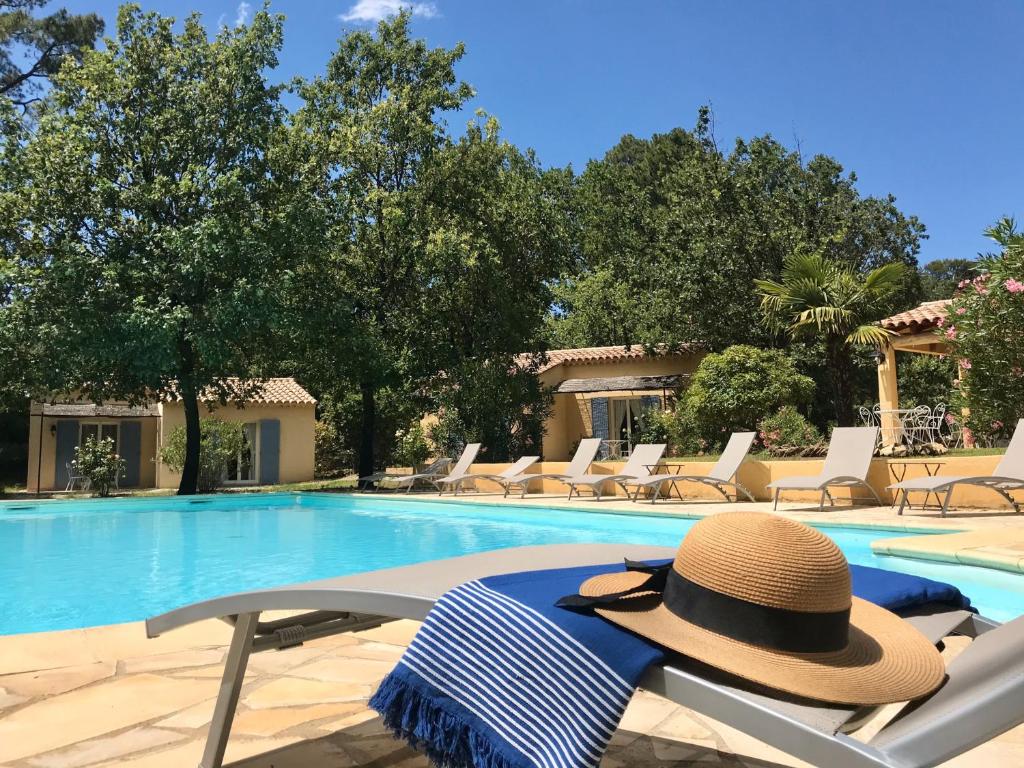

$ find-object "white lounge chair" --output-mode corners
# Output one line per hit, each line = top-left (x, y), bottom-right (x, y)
(359, 456), (452, 492)
(889, 418), (1024, 516)
(437, 454), (540, 495)
(768, 426), (882, 512)
(148, 543), (1016, 768)
(381, 443), (481, 493)
(624, 431), (756, 503)
(499, 437), (603, 498)
(564, 443), (666, 501)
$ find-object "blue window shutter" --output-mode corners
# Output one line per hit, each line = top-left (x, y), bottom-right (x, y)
(259, 419), (280, 485)
(54, 420), (79, 488)
(120, 421), (142, 486)
(591, 398), (609, 441)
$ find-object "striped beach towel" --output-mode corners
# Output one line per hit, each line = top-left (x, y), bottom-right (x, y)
(370, 560), (971, 768)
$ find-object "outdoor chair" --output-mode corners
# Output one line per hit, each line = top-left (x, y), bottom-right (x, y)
(623, 431), (756, 503)
(563, 443), (666, 501)
(379, 443), (481, 493)
(437, 454), (540, 495)
(889, 418), (1024, 516)
(498, 437), (603, 498)
(767, 426), (882, 511)
(65, 461), (88, 492)
(149, 543), (1019, 768)
(359, 456), (452, 492)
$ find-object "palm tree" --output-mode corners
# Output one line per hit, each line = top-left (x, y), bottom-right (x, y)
(755, 253), (905, 426)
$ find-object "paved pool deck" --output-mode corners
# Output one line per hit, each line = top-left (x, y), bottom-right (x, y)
(3, 493), (1024, 766)
(2, 614), (1022, 768)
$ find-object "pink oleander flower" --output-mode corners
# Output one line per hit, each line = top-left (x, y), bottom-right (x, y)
(936, 317), (945, 327)
(945, 413), (956, 424)
(1013, 366), (1024, 378)
(1005, 278), (1024, 294)
(959, 359), (972, 370)
(945, 326), (957, 340)
(955, 306), (966, 315)
(992, 420), (1004, 430)
(952, 378), (961, 388)
(958, 279), (969, 288)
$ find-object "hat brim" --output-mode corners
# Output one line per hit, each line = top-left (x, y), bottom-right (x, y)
(579, 571), (946, 706)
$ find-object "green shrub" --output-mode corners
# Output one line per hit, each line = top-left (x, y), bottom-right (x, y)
(74, 436), (125, 497)
(757, 406), (822, 456)
(159, 420), (245, 493)
(314, 418), (349, 478)
(898, 354), (956, 409)
(679, 345), (816, 450)
(394, 422), (431, 469)
(427, 409), (467, 460)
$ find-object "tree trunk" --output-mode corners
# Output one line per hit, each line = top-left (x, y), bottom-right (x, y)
(178, 388), (202, 495)
(827, 340), (855, 427)
(358, 380), (377, 481)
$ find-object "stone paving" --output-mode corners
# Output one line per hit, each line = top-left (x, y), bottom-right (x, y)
(2, 613), (1023, 767)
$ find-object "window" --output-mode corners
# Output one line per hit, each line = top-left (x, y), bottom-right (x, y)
(225, 423), (258, 484)
(607, 398), (646, 456)
(80, 423), (119, 453)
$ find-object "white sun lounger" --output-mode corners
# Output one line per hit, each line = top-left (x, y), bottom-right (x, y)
(359, 456), (452, 492)
(437, 455), (540, 495)
(148, 543), (1016, 768)
(381, 443), (481, 493)
(624, 431), (757, 503)
(499, 438), (603, 498)
(564, 443), (667, 501)
(889, 418), (1024, 516)
(768, 427), (882, 512)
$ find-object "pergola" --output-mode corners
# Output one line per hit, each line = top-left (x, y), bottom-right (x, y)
(875, 299), (952, 443)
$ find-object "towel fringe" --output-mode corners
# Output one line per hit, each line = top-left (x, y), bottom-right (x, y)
(370, 667), (532, 768)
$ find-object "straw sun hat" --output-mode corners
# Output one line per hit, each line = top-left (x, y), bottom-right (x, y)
(570, 512), (946, 705)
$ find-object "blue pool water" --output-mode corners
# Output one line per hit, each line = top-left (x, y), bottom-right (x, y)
(2, 493), (1023, 634)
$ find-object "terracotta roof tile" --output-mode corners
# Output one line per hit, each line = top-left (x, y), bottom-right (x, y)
(241, 378), (316, 405)
(520, 344), (699, 374)
(880, 300), (951, 333)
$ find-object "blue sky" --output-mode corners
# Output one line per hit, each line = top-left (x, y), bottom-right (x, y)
(59, 0), (1024, 264)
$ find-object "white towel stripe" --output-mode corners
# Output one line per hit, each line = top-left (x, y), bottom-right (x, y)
(439, 590), (622, 736)
(412, 623), (595, 768)
(425, 601), (611, 757)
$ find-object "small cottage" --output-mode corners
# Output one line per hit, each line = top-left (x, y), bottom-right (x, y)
(26, 378), (316, 492)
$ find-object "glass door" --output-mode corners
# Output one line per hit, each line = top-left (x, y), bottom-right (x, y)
(225, 423), (258, 484)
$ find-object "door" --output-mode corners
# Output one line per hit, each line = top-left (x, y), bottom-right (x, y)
(608, 398), (645, 456)
(225, 423), (258, 484)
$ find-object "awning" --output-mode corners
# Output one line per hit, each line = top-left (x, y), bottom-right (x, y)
(34, 403), (160, 418)
(555, 374), (686, 394)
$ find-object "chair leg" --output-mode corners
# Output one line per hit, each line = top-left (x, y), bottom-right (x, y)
(819, 489), (827, 512)
(897, 489), (909, 516)
(200, 612), (259, 768)
(941, 489), (953, 517)
(772, 488), (780, 510)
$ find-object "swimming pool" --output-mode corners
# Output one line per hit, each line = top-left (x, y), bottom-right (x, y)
(2, 493), (1023, 634)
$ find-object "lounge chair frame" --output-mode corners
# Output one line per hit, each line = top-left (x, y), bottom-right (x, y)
(889, 419), (1024, 517)
(359, 456), (452, 492)
(148, 543), (1015, 768)
(499, 438), (603, 498)
(769, 427), (883, 512)
(437, 455), (540, 496)
(625, 432), (757, 504)
(564, 443), (667, 501)
(379, 443), (481, 493)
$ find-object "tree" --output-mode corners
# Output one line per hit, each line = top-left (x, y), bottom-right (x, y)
(293, 12), (473, 480)
(293, 17), (572, 471)
(550, 109), (924, 350)
(919, 258), (978, 301)
(756, 253), (906, 426)
(0, 0), (103, 108)
(946, 218), (1024, 443)
(678, 345), (816, 450)
(10, 5), (305, 494)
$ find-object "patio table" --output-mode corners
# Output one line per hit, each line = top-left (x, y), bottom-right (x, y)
(888, 460), (945, 511)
